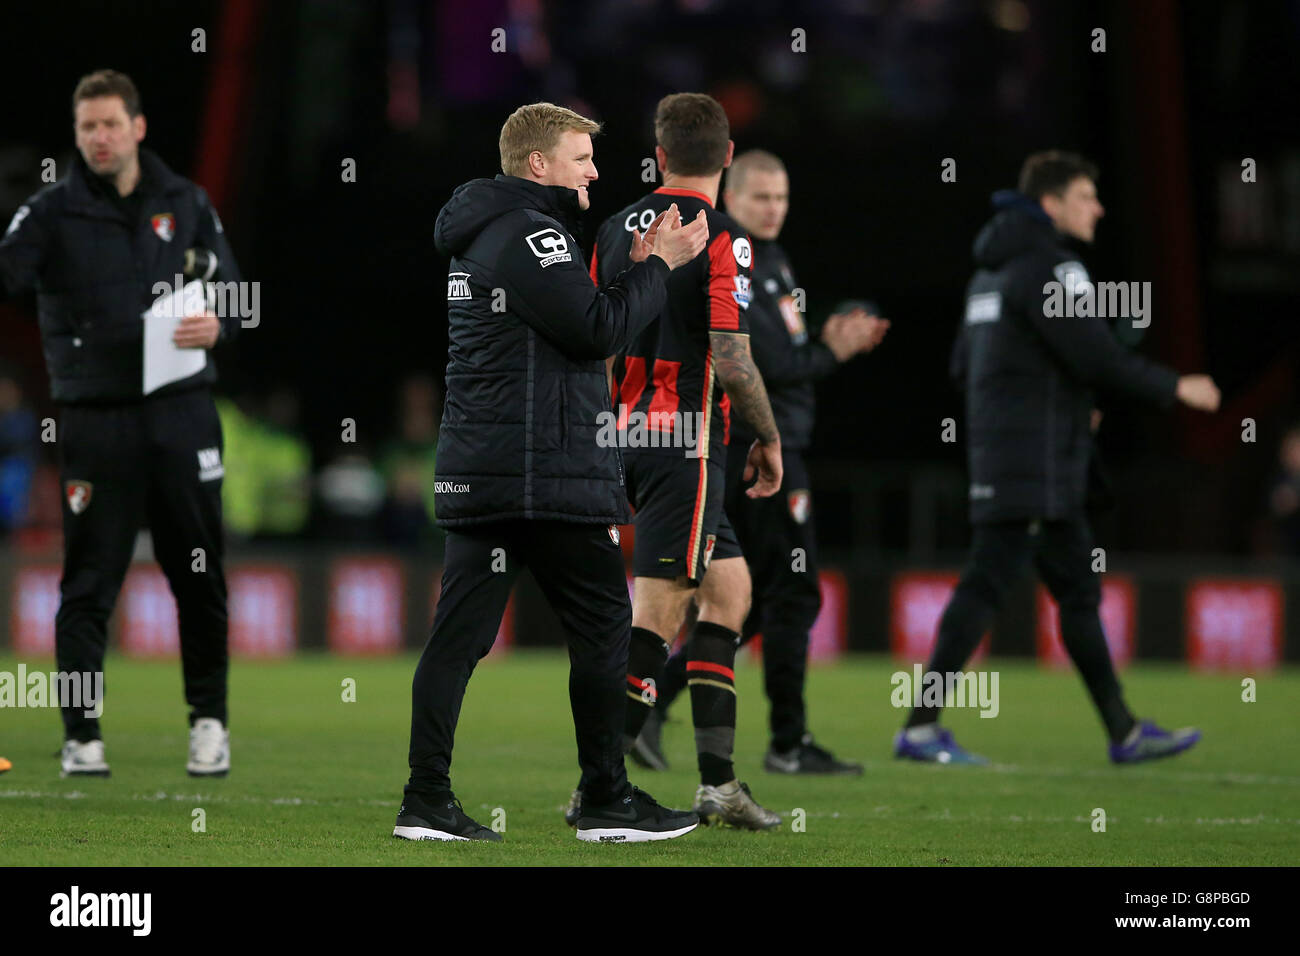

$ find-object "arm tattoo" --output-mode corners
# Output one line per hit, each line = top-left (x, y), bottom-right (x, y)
(710, 331), (779, 443)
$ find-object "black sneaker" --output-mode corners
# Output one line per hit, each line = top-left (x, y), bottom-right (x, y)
(575, 786), (699, 843)
(765, 735), (863, 775)
(392, 792), (502, 842)
(629, 709), (670, 771)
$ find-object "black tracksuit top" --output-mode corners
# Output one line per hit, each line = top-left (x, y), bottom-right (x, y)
(0, 149), (242, 403)
(432, 174), (670, 527)
(951, 191), (1178, 523)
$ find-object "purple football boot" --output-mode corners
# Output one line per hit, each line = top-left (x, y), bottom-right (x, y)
(1109, 721), (1201, 764)
(893, 726), (989, 765)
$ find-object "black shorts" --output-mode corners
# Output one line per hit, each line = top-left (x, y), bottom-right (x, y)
(624, 451), (742, 584)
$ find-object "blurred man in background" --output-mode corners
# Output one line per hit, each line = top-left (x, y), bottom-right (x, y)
(1267, 423), (1300, 557)
(397, 102), (708, 843)
(0, 363), (39, 538)
(895, 151), (1221, 765)
(0, 70), (242, 778)
(634, 150), (888, 775)
(585, 94), (784, 829)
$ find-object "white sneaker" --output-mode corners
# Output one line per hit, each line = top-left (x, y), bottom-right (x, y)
(187, 718), (230, 777)
(61, 739), (110, 777)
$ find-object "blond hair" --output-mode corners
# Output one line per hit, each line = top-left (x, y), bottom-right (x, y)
(499, 102), (601, 177)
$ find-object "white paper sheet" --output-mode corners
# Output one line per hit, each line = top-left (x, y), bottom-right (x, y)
(143, 280), (209, 395)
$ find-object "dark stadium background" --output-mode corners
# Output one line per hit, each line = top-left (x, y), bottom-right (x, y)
(1, 0), (1298, 661)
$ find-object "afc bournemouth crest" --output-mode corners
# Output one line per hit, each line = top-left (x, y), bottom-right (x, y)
(788, 489), (811, 525)
(608, 524), (620, 546)
(65, 480), (93, 515)
(151, 212), (176, 242)
(778, 295), (807, 342)
(702, 533), (717, 569)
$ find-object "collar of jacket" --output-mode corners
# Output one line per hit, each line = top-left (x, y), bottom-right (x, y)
(66, 148), (188, 219)
(494, 173), (583, 236)
(991, 188), (1053, 225)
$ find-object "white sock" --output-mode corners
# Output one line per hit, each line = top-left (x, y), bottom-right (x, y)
(904, 724), (940, 744)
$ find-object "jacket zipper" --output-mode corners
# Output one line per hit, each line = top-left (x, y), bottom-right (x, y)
(559, 380), (568, 449)
(1045, 370), (1056, 516)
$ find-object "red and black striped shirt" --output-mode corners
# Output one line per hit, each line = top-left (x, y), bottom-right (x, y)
(591, 187), (752, 460)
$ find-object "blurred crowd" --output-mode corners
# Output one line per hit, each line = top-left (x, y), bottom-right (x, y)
(0, 368), (444, 551)
(5, 351), (1300, 561)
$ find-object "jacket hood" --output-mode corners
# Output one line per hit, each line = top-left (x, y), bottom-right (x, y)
(435, 174), (582, 257)
(972, 189), (1057, 269)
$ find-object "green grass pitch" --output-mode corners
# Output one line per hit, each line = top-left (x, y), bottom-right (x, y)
(1, 651), (1296, 865)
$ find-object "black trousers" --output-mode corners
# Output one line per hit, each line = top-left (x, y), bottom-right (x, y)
(406, 520), (631, 806)
(726, 442), (822, 751)
(56, 388), (228, 741)
(658, 442), (822, 752)
(910, 514), (1133, 739)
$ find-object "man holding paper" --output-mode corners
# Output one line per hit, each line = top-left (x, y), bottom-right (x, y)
(0, 70), (243, 778)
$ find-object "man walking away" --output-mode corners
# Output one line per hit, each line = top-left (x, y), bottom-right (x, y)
(894, 151), (1220, 765)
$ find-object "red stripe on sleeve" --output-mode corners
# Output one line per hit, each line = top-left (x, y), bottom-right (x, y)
(588, 241), (599, 287)
(707, 230), (740, 332)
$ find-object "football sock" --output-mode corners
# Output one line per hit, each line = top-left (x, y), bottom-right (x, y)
(656, 645), (689, 716)
(623, 626), (670, 749)
(687, 620), (740, 786)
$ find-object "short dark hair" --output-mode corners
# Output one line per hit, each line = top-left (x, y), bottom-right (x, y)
(1018, 150), (1098, 200)
(654, 93), (730, 176)
(726, 149), (786, 193)
(72, 69), (142, 118)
